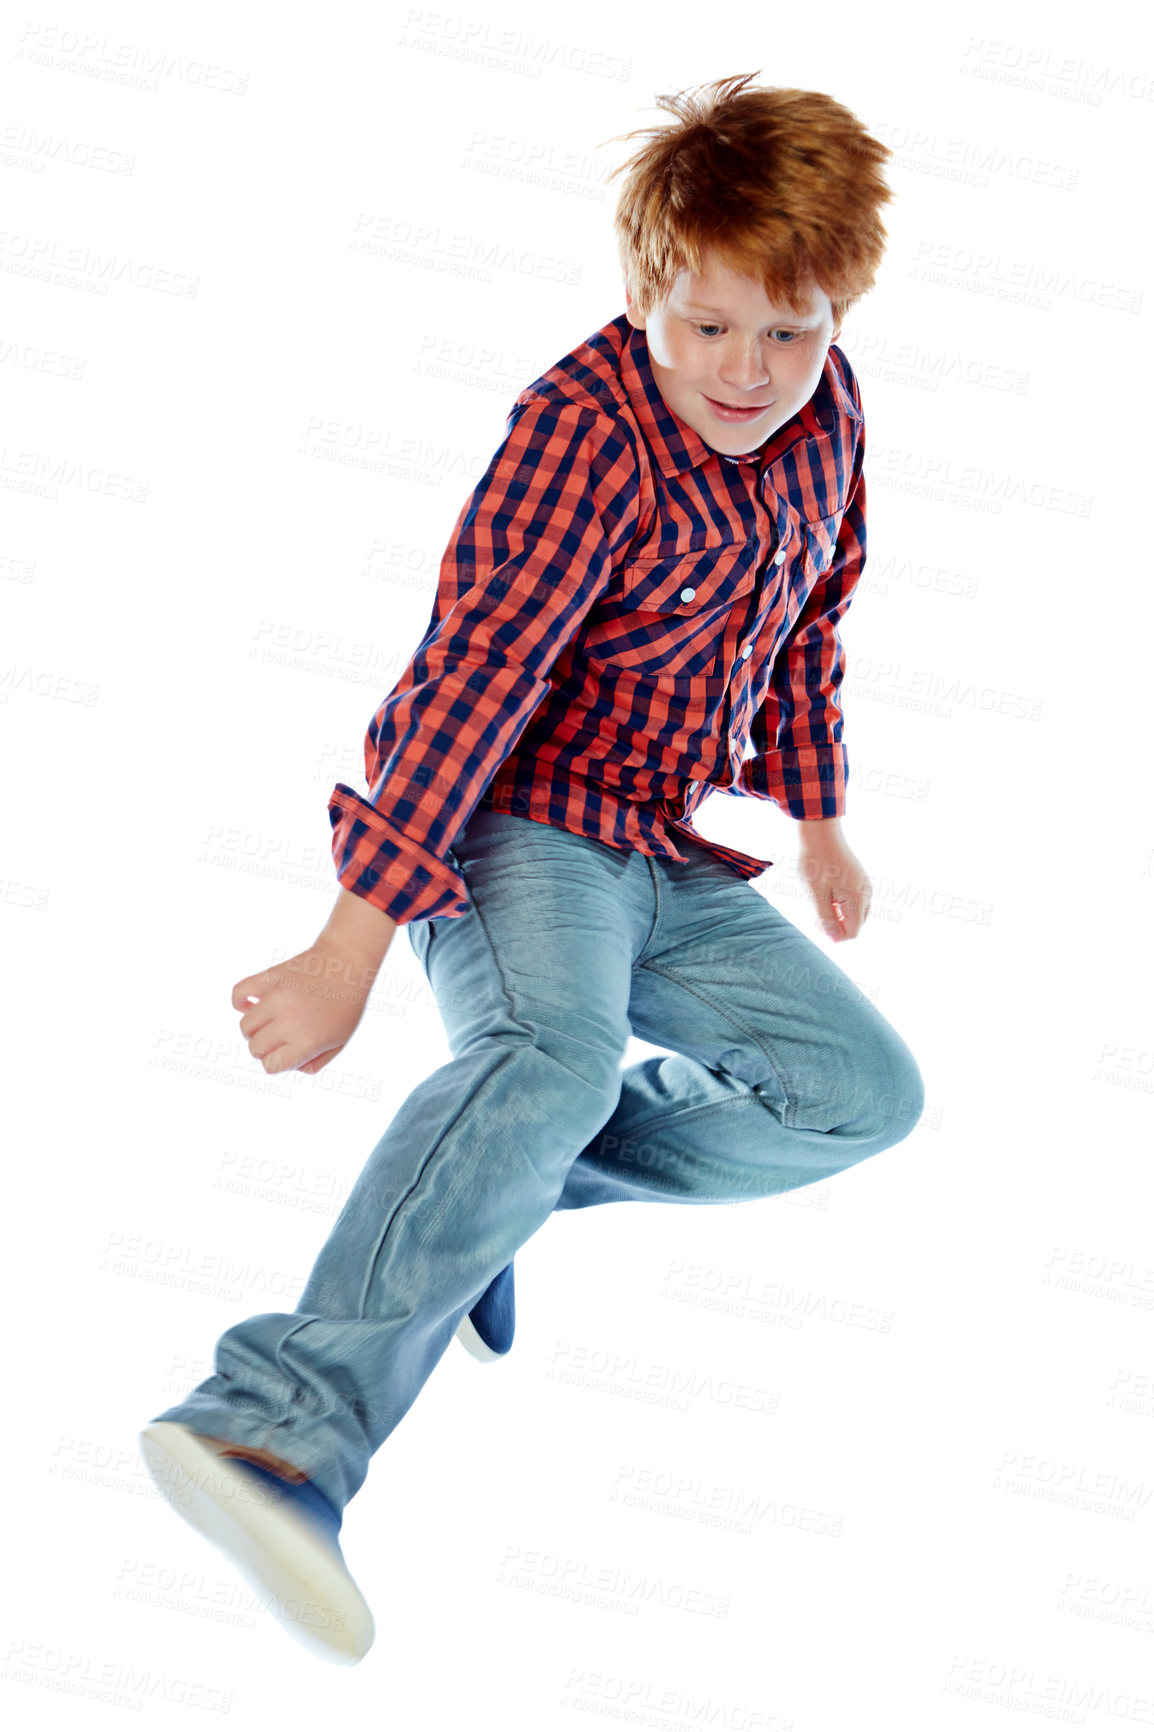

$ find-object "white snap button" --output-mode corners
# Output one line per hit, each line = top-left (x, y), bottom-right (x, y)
(774, 547), (786, 564)
(741, 642), (753, 659)
(680, 586), (695, 602)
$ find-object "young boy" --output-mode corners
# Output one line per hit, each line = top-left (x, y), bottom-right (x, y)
(139, 72), (922, 1665)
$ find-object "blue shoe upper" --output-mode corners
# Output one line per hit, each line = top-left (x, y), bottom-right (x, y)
(468, 1259), (516, 1356)
(228, 1458), (343, 1544)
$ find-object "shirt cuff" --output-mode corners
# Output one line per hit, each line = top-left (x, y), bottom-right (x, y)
(328, 784), (470, 924)
(736, 743), (847, 819)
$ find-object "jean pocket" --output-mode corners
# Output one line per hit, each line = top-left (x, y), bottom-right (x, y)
(452, 805), (531, 862)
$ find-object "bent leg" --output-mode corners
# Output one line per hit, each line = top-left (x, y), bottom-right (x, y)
(555, 846), (925, 1211)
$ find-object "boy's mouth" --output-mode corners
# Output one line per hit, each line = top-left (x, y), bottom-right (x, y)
(703, 393), (774, 423)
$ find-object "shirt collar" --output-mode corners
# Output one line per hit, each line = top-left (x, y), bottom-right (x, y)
(618, 314), (859, 479)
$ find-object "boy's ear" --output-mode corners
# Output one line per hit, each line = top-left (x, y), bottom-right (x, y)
(624, 279), (645, 330)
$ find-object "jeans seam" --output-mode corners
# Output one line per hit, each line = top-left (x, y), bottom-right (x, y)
(636, 959), (798, 1127)
(355, 1043), (522, 1315)
(591, 1084), (760, 1155)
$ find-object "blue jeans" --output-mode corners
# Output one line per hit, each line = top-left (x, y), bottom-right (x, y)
(151, 806), (924, 1513)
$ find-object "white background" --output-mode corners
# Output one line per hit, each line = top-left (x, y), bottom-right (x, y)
(3, 1), (1153, 1725)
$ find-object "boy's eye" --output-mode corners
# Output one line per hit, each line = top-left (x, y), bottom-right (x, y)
(692, 322), (799, 344)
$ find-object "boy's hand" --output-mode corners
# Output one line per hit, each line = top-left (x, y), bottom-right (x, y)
(231, 937), (380, 1076)
(797, 820), (872, 943)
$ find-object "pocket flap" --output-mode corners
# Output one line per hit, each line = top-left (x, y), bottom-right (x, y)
(620, 540), (759, 615)
(802, 513), (842, 578)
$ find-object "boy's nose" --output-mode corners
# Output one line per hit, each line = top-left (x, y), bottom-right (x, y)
(717, 353), (772, 392)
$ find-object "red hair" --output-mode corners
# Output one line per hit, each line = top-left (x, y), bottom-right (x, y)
(600, 72), (895, 331)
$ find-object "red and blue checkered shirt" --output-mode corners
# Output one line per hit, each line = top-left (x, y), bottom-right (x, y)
(328, 311), (867, 926)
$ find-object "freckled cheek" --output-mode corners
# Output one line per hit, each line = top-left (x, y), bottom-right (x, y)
(775, 361), (818, 405)
(669, 341), (699, 379)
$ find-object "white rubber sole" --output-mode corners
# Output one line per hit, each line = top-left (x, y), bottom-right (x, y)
(137, 1422), (374, 1665)
(454, 1312), (506, 1363)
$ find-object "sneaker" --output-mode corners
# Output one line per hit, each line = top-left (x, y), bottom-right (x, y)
(137, 1422), (374, 1664)
(455, 1259), (515, 1362)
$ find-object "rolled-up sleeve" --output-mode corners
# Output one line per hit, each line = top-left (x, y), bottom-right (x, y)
(738, 417), (867, 819)
(328, 395), (640, 924)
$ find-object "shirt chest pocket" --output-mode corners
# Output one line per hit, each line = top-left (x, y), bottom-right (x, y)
(777, 511), (843, 632)
(583, 541), (759, 680)
(801, 513), (841, 583)
(620, 539), (758, 613)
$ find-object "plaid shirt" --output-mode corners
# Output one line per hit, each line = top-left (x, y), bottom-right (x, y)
(329, 312), (867, 926)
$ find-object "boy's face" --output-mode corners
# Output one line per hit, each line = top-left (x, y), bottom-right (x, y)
(624, 250), (842, 458)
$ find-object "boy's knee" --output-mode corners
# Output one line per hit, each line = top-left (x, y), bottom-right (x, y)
(821, 1031), (923, 1146)
(520, 1035), (625, 1139)
(869, 1041), (925, 1143)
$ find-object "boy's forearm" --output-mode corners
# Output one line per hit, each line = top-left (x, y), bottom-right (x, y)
(318, 886), (398, 975)
(797, 814), (843, 838)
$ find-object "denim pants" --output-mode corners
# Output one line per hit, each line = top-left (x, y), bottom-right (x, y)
(151, 805), (925, 1513)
